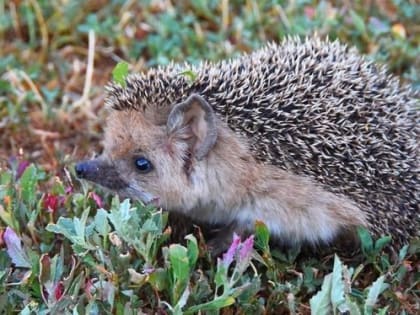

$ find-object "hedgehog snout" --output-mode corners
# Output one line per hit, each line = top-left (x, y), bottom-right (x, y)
(75, 160), (99, 179)
(75, 158), (128, 190)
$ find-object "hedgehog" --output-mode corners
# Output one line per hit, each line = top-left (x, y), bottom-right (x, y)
(75, 37), (419, 255)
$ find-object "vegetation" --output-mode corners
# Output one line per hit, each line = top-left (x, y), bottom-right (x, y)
(0, 1), (419, 313)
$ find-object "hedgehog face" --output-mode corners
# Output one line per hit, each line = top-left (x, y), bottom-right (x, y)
(75, 94), (232, 213)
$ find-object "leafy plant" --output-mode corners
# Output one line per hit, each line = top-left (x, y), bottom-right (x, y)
(310, 255), (389, 314)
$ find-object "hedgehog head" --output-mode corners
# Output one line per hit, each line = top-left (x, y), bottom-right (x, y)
(76, 92), (253, 218)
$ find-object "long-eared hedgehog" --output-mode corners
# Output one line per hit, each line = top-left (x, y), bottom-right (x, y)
(76, 37), (419, 253)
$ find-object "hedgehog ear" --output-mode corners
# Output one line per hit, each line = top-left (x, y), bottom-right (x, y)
(167, 94), (217, 160)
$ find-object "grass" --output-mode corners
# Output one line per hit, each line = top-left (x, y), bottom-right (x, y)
(0, 0), (419, 313)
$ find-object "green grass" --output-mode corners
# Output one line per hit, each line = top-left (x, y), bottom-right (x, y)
(0, 1), (419, 314)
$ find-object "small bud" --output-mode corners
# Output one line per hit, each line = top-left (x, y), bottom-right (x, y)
(109, 232), (122, 247)
(128, 268), (147, 285)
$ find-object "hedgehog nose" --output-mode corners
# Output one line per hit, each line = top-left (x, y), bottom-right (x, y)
(75, 161), (94, 178)
(75, 162), (86, 178)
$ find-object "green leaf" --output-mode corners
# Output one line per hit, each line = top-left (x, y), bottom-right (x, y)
(331, 255), (346, 312)
(4, 227), (31, 268)
(179, 70), (197, 84)
(148, 268), (168, 291)
(94, 209), (111, 237)
(377, 306), (390, 315)
(169, 244), (191, 305)
(0, 79), (12, 92)
(255, 220), (270, 251)
(364, 275), (388, 314)
(185, 234), (198, 269)
(186, 296), (236, 313)
(47, 210), (94, 250)
(351, 264), (365, 282)
(214, 263), (228, 289)
(51, 179), (65, 195)
(0, 204), (15, 229)
(350, 10), (366, 34)
(20, 305), (33, 315)
(398, 244), (409, 262)
(46, 217), (80, 244)
(0, 170), (12, 186)
(169, 244), (189, 283)
(374, 236), (392, 252)
(310, 273), (332, 315)
(19, 164), (37, 206)
(0, 270), (6, 282)
(112, 62), (129, 86)
(74, 207), (90, 240)
(142, 218), (159, 232)
(357, 226), (373, 255)
(51, 251), (65, 283)
(47, 217), (77, 241)
(173, 286), (190, 312)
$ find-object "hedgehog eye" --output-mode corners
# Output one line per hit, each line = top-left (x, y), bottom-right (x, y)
(134, 157), (153, 173)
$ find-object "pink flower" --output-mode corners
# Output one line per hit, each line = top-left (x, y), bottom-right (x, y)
(89, 192), (103, 208)
(43, 193), (59, 213)
(221, 234), (255, 268)
(85, 278), (94, 299)
(65, 186), (74, 194)
(239, 235), (254, 261)
(222, 233), (241, 267)
(54, 281), (64, 301)
(16, 160), (30, 179)
(304, 6), (316, 19)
